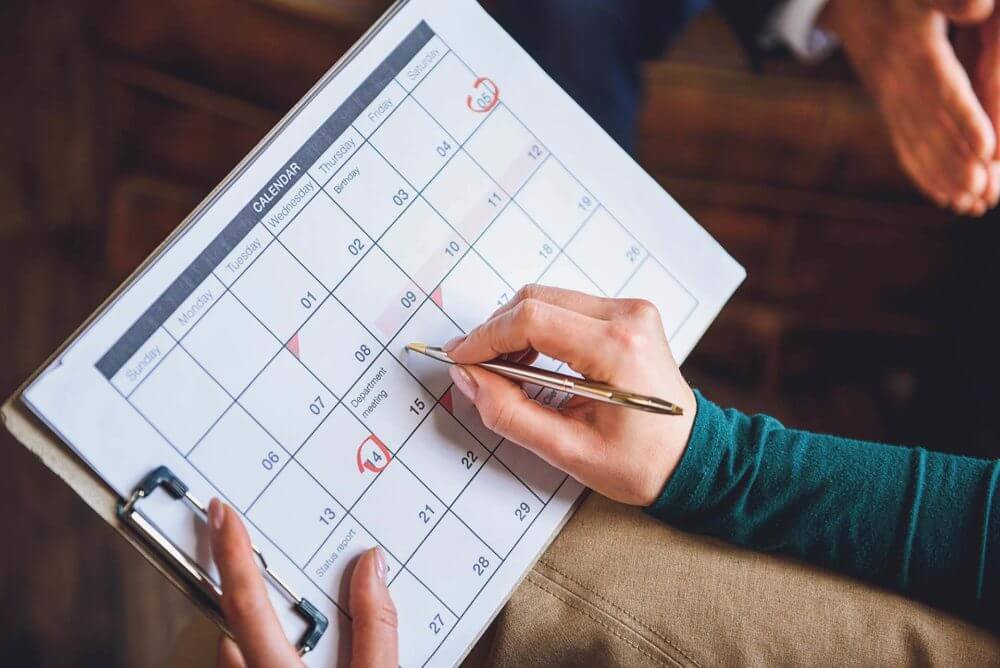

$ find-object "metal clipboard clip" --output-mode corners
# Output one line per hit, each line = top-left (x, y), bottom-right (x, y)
(117, 466), (329, 655)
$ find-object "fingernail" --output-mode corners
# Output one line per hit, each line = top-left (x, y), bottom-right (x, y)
(374, 547), (388, 585)
(443, 335), (465, 352)
(955, 193), (974, 211)
(449, 364), (478, 400)
(208, 498), (225, 532)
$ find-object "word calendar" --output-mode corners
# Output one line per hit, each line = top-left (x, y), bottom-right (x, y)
(23, 1), (744, 665)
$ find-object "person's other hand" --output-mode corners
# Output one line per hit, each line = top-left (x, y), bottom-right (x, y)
(444, 285), (697, 506)
(956, 6), (1000, 162)
(208, 498), (398, 668)
(820, 0), (1000, 216)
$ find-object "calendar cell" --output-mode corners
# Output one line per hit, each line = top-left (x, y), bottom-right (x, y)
(389, 570), (457, 668)
(452, 457), (537, 556)
(423, 150), (506, 244)
(408, 512), (495, 614)
(475, 205), (556, 289)
(516, 158), (596, 246)
(189, 405), (284, 511)
(296, 403), (380, 509)
(398, 405), (488, 504)
(437, 252), (510, 333)
(247, 460), (344, 567)
(306, 516), (402, 607)
(354, 79), (407, 137)
(351, 459), (443, 562)
(379, 197), (464, 295)
(495, 439), (565, 502)
(411, 51), (489, 143)
(307, 126), (363, 187)
(334, 246), (424, 343)
(465, 105), (548, 194)
(537, 252), (602, 296)
(326, 143), (415, 240)
(370, 97), (457, 190)
(130, 348), (230, 454)
(439, 384), (502, 451)
(291, 297), (379, 398)
(618, 256), (698, 339)
(215, 223), (273, 287)
(391, 300), (462, 399)
(344, 351), (433, 452)
(230, 241), (327, 343)
(239, 348), (334, 451)
(564, 207), (647, 296)
(183, 292), (280, 396)
(278, 193), (372, 291)
(163, 273), (225, 341)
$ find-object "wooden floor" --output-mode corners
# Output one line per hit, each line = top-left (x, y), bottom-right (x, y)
(1, 1), (997, 665)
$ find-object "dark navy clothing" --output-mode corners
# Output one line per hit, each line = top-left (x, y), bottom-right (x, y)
(493, 0), (781, 150)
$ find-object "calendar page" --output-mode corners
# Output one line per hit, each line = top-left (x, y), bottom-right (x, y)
(22, 1), (744, 665)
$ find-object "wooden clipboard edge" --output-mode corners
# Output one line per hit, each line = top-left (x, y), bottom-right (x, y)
(0, 221), (234, 631)
(0, 0), (413, 639)
(1, 395), (228, 634)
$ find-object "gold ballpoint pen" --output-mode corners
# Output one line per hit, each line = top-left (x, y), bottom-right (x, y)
(405, 343), (683, 416)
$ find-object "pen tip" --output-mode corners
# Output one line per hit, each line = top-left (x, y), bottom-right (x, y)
(406, 342), (427, 354)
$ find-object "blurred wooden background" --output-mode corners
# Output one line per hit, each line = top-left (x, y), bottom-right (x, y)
(2, 0), (997, 664)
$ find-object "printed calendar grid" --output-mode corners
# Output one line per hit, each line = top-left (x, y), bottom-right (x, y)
(95, 21), (700, 666)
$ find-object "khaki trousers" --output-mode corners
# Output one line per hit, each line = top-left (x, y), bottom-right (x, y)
(174, 493), (1000, 666)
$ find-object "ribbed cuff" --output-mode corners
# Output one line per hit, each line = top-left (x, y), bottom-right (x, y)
(645, 390), (728, 521)
(765, 0), (838, 64)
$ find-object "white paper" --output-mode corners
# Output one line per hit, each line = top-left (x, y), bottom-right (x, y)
(23, 1), (744, 665)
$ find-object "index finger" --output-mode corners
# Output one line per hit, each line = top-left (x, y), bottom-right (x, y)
(489, 284), (632, 321)
(447, 298), (619, 380)
(209, 499), (301, 668)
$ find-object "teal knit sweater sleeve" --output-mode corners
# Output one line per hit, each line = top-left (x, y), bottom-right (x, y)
(646, 391), (1000, 625)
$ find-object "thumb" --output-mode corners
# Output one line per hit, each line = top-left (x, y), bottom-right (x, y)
(976, 11), (1000, 160)
(928, 21), (998, 164)
(927, 0), (995, 23)
(349, 548), (398, 668)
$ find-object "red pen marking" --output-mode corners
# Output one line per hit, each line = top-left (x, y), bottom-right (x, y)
(467, 77), (499, 113)
(430, 286), (444, 310)
(439, 388), (454, 414)
(356, 434), (391, 474)
(286, 333), (301, 360)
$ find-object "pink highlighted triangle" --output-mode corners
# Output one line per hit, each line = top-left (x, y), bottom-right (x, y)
(287, 333), (301, 359)
(439, 388), (454, 414)
(430, 286), (444, 309)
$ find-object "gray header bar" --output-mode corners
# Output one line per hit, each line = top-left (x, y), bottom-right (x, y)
(96, 21), (435, 380)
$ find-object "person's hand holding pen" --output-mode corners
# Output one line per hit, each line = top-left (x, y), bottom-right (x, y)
(443, 284), (697, 507)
